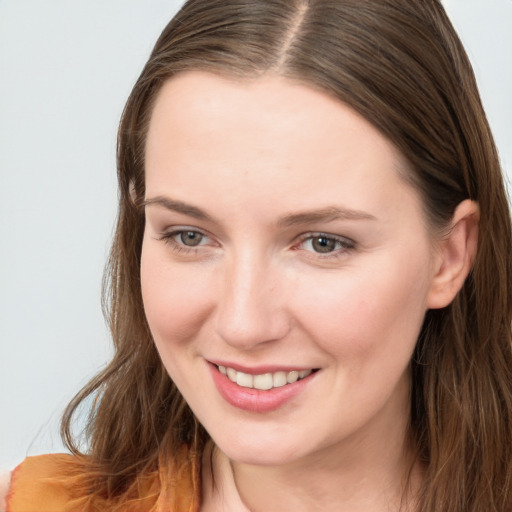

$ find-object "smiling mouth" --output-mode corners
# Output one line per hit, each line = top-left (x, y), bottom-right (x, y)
(217, 365), (316, 391)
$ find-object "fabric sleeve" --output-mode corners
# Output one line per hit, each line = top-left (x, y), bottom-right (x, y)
(6, 455), (74, 512)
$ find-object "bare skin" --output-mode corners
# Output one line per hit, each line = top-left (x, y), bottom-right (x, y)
(0, 471), (11, 512)
(142, 71), (479, 512)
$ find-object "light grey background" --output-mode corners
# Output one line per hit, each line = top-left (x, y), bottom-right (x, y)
(1, 0), (511, 470)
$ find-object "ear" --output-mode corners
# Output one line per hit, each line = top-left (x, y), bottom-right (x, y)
(427, 199), (479, 309)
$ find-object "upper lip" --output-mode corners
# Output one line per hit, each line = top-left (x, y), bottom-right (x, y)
(207, 359), (317, 375)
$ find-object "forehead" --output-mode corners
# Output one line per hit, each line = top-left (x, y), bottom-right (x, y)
(144, 71), (420, 225)
(146, 71), (404, 163)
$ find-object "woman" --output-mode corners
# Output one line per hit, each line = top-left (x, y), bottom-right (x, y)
(4, 0), (512, 510)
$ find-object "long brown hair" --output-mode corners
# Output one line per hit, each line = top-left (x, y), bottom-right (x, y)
(62, 1), (512, 509)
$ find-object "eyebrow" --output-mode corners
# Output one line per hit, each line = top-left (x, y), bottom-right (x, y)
(277, 206), (376, 227)
(144, 196), (376, 226)
(143, 196), (215, 222)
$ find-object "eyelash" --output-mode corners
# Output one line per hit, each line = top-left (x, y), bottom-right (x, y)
(157, 229), (213, 255)
(157, 229), (356, 259)
(294, 233), (356, 259)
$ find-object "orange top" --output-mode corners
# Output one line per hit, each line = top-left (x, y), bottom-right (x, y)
(6, 448), (200, 512)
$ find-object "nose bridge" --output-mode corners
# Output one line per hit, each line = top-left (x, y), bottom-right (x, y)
(215, 247), (289, 349)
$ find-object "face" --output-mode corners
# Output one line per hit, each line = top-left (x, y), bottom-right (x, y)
(141, 71), (439, 467)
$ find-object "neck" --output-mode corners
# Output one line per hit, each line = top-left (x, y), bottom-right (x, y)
(201, 377), (421, 512)
(235, 438), (418, 512)
(202, 426), (421, 512)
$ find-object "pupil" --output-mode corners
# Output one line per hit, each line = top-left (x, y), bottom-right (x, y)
(181, 231), (202, 246)
(313, 236), (335, 253)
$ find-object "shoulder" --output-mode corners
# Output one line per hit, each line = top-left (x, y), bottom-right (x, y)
(3, 447), (201, 512)
(4, 453), (76, 512)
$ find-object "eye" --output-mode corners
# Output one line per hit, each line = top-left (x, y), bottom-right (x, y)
(310, 235), (338, 253)
(298, 233), (355, 256)
(156, 228), (214, 253)
(177, 230), (205, 247)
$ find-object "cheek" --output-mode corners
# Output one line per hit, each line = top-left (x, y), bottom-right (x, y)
(291, 255), (431, 363)
(140, 245), (213, 347)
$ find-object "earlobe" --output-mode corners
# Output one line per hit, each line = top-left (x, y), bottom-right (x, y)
(427, 199), (480, 309)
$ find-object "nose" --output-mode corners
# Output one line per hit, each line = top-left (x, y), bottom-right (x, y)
(214, 251), (291, 350)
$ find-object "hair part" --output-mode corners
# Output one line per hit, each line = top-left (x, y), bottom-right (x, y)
(61, 1), (512, 510)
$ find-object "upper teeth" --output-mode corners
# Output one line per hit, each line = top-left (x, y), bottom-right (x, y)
(218, 366), (312, 390)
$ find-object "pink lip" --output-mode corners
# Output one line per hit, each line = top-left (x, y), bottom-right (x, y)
(208, 363), (317, 413)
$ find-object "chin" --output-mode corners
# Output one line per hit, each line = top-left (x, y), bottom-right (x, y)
(212, 431), (305, 467)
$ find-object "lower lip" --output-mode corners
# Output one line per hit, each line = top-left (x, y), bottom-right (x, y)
(208, 363), (316, 413)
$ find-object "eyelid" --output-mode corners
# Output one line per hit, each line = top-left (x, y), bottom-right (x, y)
(294, 232), (356, 258)
(155, 226), (355, 260)
(156, 226), (218, 253)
